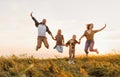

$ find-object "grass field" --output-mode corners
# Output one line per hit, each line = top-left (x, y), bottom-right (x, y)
(0, 54), (120, 77)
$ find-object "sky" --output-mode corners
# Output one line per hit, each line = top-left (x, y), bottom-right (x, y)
(0, 0), (120, 58)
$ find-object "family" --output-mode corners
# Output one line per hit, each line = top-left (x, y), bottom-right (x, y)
(30, 12), (106, 64)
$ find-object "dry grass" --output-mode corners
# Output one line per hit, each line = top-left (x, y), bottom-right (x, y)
(0, 54), (120, 77)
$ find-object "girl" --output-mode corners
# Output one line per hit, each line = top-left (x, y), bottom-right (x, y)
(54, 29), (64, 53)
(80, 23), (106, 56)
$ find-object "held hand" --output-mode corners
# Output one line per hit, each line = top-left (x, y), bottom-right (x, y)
(62, 44), (66, 46)
(65, 45), (68, 47)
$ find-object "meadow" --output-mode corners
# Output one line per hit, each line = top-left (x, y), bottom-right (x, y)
(0, 54), (120, 77)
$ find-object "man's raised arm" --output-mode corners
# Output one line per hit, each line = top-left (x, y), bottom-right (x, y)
(30, 12), (39, 27)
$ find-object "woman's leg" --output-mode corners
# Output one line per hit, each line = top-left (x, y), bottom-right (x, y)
(89, 41), (99, 54)
(84, 41), (90, 56)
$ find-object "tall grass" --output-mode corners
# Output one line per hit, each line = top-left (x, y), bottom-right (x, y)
(0, 54), (120, 77)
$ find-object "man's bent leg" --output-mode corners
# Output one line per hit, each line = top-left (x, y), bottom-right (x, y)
(43, 37), (49, 49)
(36, 37), (42, 51)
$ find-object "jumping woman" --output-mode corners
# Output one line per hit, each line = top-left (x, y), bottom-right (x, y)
(79, 23), (106, 56)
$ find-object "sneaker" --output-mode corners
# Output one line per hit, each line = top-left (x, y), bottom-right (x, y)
(71, 61), (75, 64)
(68, 60), (72, 64)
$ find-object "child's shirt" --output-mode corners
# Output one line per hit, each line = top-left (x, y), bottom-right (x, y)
(66, 39), (79, 49)
(55, 34), (64, 45)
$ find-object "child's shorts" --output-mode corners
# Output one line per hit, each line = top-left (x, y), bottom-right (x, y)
(55, 45), (63, 53)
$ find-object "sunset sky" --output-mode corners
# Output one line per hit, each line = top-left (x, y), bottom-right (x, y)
(0, 0), (120, 58)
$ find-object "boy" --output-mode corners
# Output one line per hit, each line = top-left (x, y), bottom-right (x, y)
(66, 35), (80, 64)
(54, 29), (64, 53)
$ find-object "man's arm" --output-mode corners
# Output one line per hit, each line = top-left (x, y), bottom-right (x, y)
(30, 12), (39, 27)
(46, 26), (54, 39)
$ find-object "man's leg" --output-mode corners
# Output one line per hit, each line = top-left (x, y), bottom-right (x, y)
(43, 37), (49, 49)
(36, 37), (42, 51)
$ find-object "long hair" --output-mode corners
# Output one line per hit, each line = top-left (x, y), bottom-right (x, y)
(86, 23), (93, 30)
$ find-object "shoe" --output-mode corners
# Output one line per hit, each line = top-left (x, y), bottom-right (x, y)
(96, 51), (99, 54)
(95, 49), (99, 54)
(71, 61), (75, 64)
(68, 60), (72, 64)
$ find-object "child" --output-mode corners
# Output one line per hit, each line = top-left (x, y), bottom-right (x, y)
(54, 29), (64, 53)
(79, 23), (106, 56)
(66, 35), (80, 64)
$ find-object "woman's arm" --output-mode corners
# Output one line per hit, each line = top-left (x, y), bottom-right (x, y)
(76, 40), (80, 44)
(79, 31), (85, 41)
(96, 24), (106, 32)
(79, 35), (84, 40)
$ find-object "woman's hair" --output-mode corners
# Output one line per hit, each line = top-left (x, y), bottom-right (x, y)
(86, 23), (93, 30)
